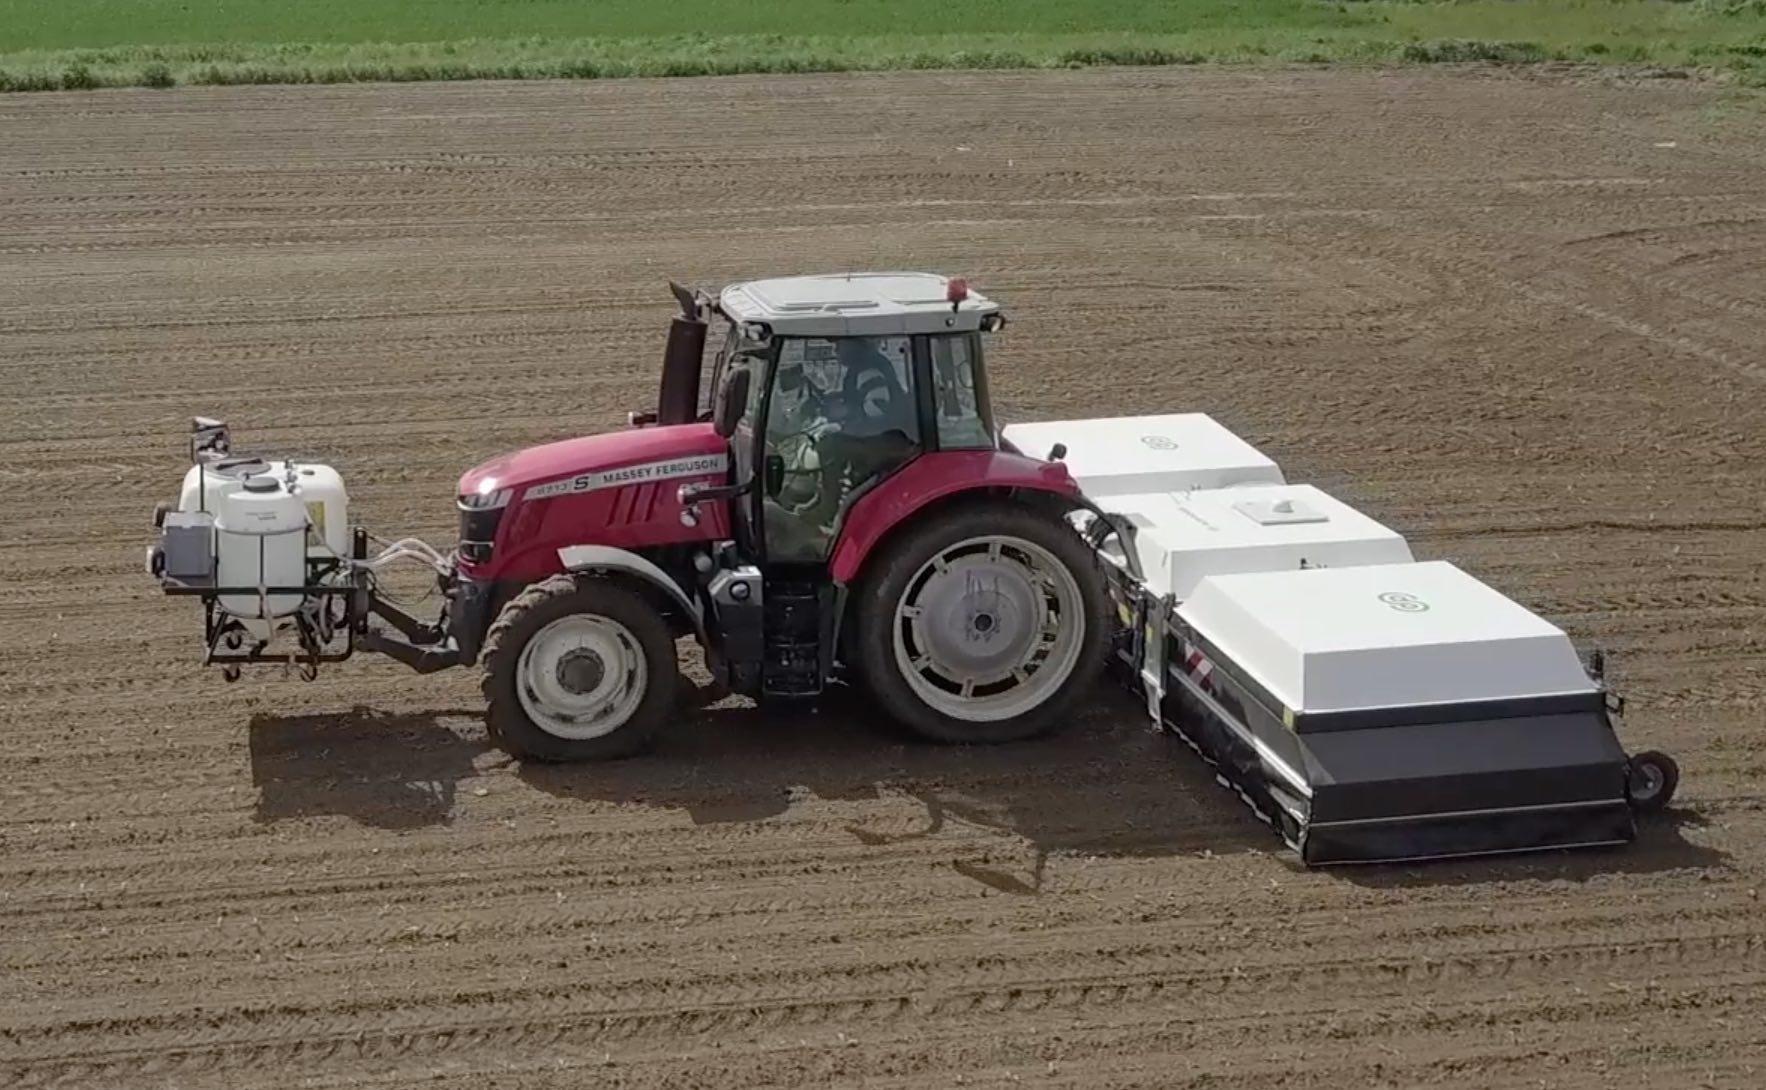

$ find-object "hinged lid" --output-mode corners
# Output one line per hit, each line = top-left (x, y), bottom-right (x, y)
(1234, 496), (1327, 526)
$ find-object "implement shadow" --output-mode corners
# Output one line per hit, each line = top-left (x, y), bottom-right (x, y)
(248, 704), (487, 829)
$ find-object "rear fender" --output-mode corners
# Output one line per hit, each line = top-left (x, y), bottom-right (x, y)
(827, 450), (1083, 586)
(557, 544), (706, 643)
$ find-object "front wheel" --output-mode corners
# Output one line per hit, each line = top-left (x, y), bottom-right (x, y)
(480, 574), (679, 762)
(852, 499), (1110, 745)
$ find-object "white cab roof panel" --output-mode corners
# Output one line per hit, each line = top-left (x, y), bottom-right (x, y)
(718, 272), (999, 337)
(1177, 560), (1598, 713)
(1098, 483), (1414, 600)
(1000, 413), (1285, 497)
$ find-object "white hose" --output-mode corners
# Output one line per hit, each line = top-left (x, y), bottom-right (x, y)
(348, 535), (454, 576)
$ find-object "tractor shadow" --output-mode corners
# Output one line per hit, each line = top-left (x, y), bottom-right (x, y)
(242, 683), (1275, 886)
(247, 704), (487, 830)
(516, 681), (1285, 889)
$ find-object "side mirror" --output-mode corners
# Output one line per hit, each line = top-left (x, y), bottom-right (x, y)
(764, 453), (785, 497)
(714, 367), (751, 438)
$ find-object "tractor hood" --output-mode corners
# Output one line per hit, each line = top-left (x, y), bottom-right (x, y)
(457, 421), (728, 503)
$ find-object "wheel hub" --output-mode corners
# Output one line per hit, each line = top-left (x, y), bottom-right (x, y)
(1633, 763), (1663, 799)
(913, 561), (1043, 683)
(514, 614), (648, 740)
(555, 648), (606, 695)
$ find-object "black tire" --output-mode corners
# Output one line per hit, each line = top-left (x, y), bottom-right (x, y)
(1625, 749), (1679, 812)
(851, 498), (1110, 745)
(480, 573), (679, 762)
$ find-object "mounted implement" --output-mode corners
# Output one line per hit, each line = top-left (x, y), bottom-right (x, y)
(145, 271), (1678, 865)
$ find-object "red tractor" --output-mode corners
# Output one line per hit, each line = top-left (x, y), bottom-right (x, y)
(151, 273), (1117, 762)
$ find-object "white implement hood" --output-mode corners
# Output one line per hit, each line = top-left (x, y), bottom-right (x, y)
(1177, 560), (1600, 714)
(1097, 483), (1414, 600)
(1001, 412), (1284, 497)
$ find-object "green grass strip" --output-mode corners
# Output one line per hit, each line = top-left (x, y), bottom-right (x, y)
(1, 2), (1764, 92)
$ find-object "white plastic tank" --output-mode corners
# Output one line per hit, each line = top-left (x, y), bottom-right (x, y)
(214, 474), (310, 618)
(178, 456), (273, 515)
(286, 462), (350, 559)
(180, 458), (349, 561)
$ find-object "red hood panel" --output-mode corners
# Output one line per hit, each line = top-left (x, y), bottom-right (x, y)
(458, 422), (727, 498)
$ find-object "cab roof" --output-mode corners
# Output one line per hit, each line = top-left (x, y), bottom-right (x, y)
(717, 272), (1001, 338)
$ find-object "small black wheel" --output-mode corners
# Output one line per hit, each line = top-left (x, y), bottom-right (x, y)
(1625, 749), (1679, 812)
(480, 574), (680, 762)
(851, 497), (1110, 745)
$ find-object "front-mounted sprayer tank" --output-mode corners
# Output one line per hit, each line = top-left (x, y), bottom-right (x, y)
(214, 474), (309, 619)
(177, 457), (351, 561)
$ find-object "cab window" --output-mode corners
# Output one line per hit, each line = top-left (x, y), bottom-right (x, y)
(928, 333), (993, 449)
(760, 336), (921, 564)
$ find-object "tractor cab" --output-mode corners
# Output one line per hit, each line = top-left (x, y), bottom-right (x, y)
(662, 272), (1010, 569)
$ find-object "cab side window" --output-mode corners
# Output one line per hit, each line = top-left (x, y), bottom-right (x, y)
(929, 333), (992, 449)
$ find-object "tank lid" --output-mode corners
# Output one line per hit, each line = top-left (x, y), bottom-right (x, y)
(212, 457), (271, 479)
(241, 475), (279, 493)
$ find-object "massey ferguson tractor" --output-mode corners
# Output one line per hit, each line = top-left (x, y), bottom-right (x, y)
(147, 271), (1679, 866)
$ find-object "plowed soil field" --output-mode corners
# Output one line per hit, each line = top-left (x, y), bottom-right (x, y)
(2, 68), (1764, 1089)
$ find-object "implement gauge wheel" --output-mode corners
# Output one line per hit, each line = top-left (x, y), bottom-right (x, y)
(1625, 750), (1679, 812)
(852, 498), (1110, 745)
(480, 574), (679, 762)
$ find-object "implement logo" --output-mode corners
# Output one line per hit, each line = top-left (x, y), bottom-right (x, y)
(1378, 591), (1429, 613)
(526, 453), (729, 500)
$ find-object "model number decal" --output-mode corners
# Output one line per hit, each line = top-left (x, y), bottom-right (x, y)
(525, 453), (729, 500)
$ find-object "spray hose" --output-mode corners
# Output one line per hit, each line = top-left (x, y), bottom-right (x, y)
(352, 535), (454, 576)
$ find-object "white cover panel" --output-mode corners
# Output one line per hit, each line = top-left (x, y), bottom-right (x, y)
(1176, 560), (1598, 713)
(1098, 483), (1414, 600)
(1000, 413), (1284, 497)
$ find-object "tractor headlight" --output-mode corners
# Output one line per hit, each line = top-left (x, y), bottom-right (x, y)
(459, 485), (512, 510)
(457, 484), (510, 565)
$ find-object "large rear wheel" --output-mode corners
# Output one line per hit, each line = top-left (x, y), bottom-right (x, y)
(480, 574), (680, 762)
(852, 499), (1109, 744)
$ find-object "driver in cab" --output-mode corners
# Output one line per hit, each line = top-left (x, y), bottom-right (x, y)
(765, 337), (918, 556)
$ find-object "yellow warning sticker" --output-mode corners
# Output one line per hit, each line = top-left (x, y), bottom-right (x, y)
(305, 501), (326, 547)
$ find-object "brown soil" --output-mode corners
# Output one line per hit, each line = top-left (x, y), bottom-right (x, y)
(2, 68), (1763, 1089)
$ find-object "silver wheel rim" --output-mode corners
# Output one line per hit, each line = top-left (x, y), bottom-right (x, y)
(1632, 762), (1664, 802)
(891, 533), (1086, 723)
(515, 614), (648, 740)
